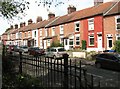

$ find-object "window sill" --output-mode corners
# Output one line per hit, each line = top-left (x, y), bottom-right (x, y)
(89, 45), (94, 47)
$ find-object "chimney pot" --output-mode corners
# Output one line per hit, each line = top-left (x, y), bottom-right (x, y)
(48, 12), (55, 19)
(67, 5), (76, 14)
(20, 22), (24, 28)
(36, 16), (42, 22)
(94, 0), (103, 6)
(15, 24), (18, 29)
(10, 25), (13, 29)
(28, 19), (33, 25)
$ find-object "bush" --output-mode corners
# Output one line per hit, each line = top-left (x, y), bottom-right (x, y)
(50, 40), (63, 47)
(82, 40), (86, 50)
(114, 40), (120, 53)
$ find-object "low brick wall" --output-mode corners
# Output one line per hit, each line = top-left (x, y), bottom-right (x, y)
(67, 52), (86, 58)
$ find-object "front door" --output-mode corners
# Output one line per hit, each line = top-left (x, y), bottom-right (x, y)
(44, 40), (47, 49)
(98, 36), (102, 51)
(107, 37), (112, 50)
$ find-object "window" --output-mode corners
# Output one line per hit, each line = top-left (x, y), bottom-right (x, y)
(116, 34), (120, 40)
(75, 22), (80, 32)
(47, 39), (50, 46)
(65, 39), (68, 45)
(34, 40), (36, 46)
(51, 49), (56, 52)
(69, 39), (73, 45)
(34, 31), (36, 37)
(88, 18), (94, 30)
(28, 31), (30, 37)
(75, 36), (80, 46)
(52, 27), (55, 36)
(108, 39), (112, 47)
(89, 35), (94, 46)
(60, 25), (64, 34)
(116, 16), (120, 30)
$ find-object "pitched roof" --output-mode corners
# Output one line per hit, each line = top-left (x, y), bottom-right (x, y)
(46, 1), (117, 27)
(103, 1), (120, 16)
(8, 1), (120, 33)
(18, 17), (59, 32)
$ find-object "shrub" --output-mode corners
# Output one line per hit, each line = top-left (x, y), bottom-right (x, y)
(50, 40), (63, 47)
(114, 40), (120, 53)
(82, 40), (86, 50)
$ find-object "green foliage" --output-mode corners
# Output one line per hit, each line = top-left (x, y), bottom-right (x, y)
(114, 40), (120, 53)
(50, 40), (63, 47)
(2, 73), (43, 88)
(0, 0), (29, 19)
(82, 40), (86, 50)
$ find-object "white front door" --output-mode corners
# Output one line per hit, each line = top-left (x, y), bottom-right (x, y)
(98, 36), (102, 51)
(44, 40), (47, 49)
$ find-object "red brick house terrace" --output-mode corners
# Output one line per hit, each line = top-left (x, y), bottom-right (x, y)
(1, 0), (120, 52)
(45, 1), (120, 51)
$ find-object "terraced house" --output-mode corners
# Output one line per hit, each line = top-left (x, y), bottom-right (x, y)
(1, 0), (120, 52)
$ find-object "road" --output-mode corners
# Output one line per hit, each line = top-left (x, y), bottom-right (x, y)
(85, 65), (120, 87)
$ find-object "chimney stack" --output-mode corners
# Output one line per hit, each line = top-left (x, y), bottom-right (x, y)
(94, 0), (103, 6)
(15, 24), (18, 29)
(23, 22), (26, 26)
(36, 16), (42, 23)
(67, 5), (76, 14)
(10, 25), (13, 29)
(20, 22), (24, 28)
(28, 19), (33, 25)
(48, 12), (55, 19)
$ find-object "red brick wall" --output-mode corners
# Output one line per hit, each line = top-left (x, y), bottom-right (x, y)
(104, 16), (116, 49)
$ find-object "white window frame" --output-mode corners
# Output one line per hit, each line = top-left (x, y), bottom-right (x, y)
(60, 25), (64, 35)
(88, 18), (94, 30)
(47, 39), (50, 46)
(28, 31), (31, 37)
(52, 27), (55, 36)
(116, 34), (120, 40)
(75, 34), (80, 46)
(89, 35), (94, 46)
(75, 21), (80, 32)
(116, 15), (120, 30)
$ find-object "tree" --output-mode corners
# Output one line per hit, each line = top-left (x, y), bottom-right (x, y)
(0, 0), (29, 19)
(0, 0), (68, 19)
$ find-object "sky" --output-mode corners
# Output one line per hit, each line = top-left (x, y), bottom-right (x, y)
(0, 0), (113, 35)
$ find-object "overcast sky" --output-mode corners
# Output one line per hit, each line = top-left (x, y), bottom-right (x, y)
(0, 0), (113, 35)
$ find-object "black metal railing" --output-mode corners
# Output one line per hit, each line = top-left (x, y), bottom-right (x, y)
(5, 51), (103, 89)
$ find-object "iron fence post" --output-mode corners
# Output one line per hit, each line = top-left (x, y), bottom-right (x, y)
(19, 51), (22, 74)
(63, 53), (69, 89)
